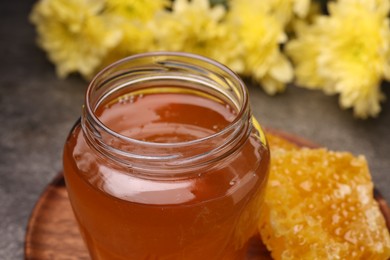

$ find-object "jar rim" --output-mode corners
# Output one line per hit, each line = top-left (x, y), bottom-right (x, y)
(85, 51), (249, 149)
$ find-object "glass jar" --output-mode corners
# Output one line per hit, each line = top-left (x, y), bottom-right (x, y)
(63, 52), (270, 260)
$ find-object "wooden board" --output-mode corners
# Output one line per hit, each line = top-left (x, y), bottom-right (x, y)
(24, 131), (390, 259)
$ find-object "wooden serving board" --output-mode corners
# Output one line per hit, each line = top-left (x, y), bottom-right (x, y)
(24, 131), (390, 260)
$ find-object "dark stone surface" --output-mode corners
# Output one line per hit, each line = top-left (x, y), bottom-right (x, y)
(0, 1), (389, 259)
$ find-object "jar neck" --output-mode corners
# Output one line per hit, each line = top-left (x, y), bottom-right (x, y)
(81, 52), (253, 176)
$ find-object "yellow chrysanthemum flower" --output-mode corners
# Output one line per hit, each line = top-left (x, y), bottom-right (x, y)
(264, 0), (311, 26)
(98, 22), (155, 72)
(292, 0), (311, 18)
(343, 0), (390, 16)
(287, 0), (390, 118)
(30, 0), (121, 79)
(149, 0), (243, 72)
(229, 0), (293, 95)
(92, 0), (168, 73)
(105, 0), (169, 22)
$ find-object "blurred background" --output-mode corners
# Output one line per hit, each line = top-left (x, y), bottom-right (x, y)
(1, 0), (390, 259)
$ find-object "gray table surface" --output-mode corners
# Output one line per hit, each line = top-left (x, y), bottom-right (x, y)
(1, 1), (390, 259)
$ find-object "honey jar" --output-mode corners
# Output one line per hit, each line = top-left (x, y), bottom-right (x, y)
(63, 52), (270, 259)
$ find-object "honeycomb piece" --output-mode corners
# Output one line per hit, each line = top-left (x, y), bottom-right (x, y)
(266, 133), (299, 151)
(259, 148), (390, 260)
